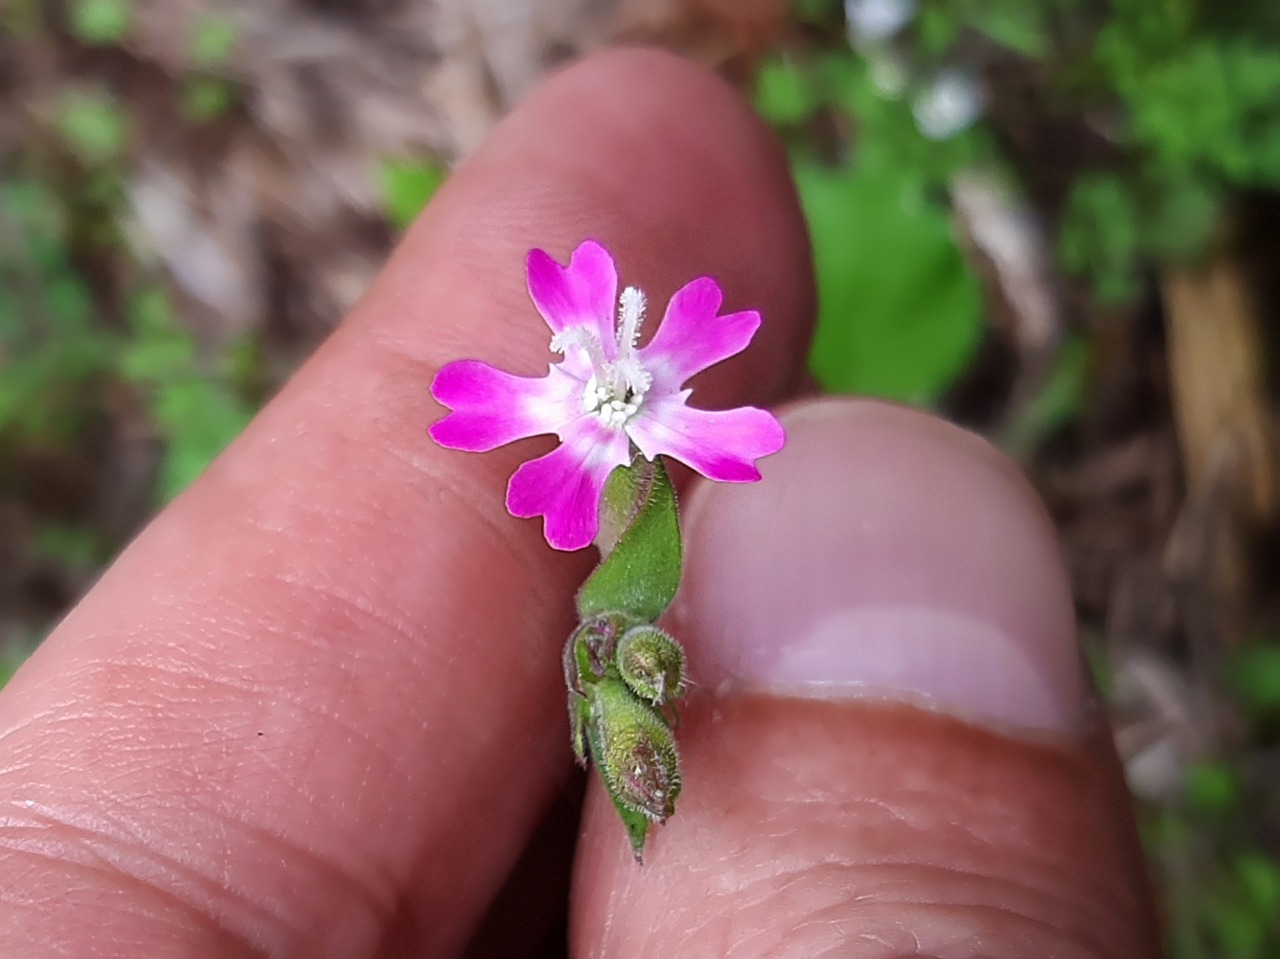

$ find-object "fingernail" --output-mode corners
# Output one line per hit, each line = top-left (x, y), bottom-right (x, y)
(675, 398), (1085, 731)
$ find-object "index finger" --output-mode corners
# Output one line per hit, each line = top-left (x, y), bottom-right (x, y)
(0, 49), (814, 957)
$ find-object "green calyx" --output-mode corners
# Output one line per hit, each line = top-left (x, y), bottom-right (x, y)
(617, 625), (686, 707)
(564, 456), (689, 861)
(589, 679), (681, 838)
(577, 456), (681, 624)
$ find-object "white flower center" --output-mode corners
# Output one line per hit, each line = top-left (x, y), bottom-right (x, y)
(551, 285), (653, 429)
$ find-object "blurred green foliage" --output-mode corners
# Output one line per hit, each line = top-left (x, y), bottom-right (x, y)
(377, 157), (447, 231)
(2, 97), (253, 508)
(1152, 803), (1280, 959)
(55, 90), (130, 167)
(1226, 642), (1280, 717)
(0, 179), (113, 444)
(0, 644), (31, 690)
(1, 9), (446, 665)
(998, 334), (1091, 455)
(1185, 760), (1241, 815)
(796, 158), (983, 402)
(757, 54), (984, 403)
(179, 14), (242, 121)
(68, 0), (132, 45)
(123, 287), (255, 499)
(188, 13), (239, 68)
(757, 16), (1280, 954)
(181, 77), (238, 123)
(1, 171), (254, 503)
(1062, 2), (1280, 298)
(1137, 637), (1280, 959)
(772, 0), (1280, 377)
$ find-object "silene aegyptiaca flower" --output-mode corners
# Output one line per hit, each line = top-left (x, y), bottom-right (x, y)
(428, 240), (784, 551)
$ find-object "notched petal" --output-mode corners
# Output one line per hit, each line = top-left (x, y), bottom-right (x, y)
(526, 240), (618, 347)
(505, 421), (630, 550)
(628, 399), (785, 483)
(640, 276), (762, 389)
(428, 360), (578, 452)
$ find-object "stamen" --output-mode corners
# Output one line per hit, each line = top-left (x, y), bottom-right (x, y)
(556, 290), (654, 430)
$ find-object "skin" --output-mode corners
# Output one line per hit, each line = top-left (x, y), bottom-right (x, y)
(0, 49), (1161, 958)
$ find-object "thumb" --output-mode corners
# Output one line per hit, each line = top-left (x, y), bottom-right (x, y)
(571, 398), (1161, 958)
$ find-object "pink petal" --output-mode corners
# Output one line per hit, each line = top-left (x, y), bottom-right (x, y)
(429, 360), (578, 452)
(506, 419), (631, 551)
(627, 397), (784, 482)
(526, 240), (618, 349)
(638, 277), (762, 390)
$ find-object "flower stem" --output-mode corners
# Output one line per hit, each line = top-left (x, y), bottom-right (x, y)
(565, 457), (688, 861)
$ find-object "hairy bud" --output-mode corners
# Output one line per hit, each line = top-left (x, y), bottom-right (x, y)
(587, 678), (682, 858)
(616, 625), (687, 706)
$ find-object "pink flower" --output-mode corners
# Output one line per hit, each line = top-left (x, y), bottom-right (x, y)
(429, 240), (784, 551)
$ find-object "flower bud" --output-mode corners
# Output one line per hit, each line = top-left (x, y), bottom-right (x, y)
(565, 612), (632, 687)
(589, 678), (682, 830)
(616, 625), (687, 706)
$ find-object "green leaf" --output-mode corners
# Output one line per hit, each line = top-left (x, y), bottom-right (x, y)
(796, 157), (983, 403)
(577, 458), (681, 624)
(377, 158), (446, 231)
(68, 0), (131, 44)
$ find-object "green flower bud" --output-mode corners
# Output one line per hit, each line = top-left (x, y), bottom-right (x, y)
(616, 625), (687, 707)
(564, 613), (635, 765)
(564, 612), (632, 688)
(587, 677), (682, 858)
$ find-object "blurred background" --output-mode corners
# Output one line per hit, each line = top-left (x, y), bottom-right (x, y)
(2, 0), (1279, 954)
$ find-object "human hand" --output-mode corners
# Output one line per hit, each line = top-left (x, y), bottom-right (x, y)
(0, 49), (1160, 957)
